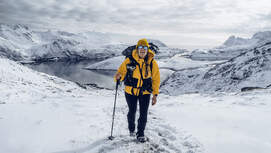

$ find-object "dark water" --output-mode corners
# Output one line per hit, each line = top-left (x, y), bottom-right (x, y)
(25, 60), (117, 90)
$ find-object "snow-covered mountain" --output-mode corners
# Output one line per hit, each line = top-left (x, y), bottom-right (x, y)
(222, 36), (251, 47)
(147, 39), (167, 47)
(0, 23), (130, 62)
(252, 31), (271, 42)
(161, 41), (271, 95)
(188, 31), (271, 61)
(0, 24), (185, 62)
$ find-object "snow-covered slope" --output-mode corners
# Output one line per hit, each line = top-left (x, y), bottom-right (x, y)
(0, 57), (87, 102)
(157, 91), (271, 153)
(161, 42), (271, 95)
(188, 31), (271, 61)
(85, 56), (125, 70)
(1, 56), (271, 153)
(0, 24), (38, 60)
(156, 47), (187, 59)
(158, 54), (224, 71)
(0, 57), (203, 153)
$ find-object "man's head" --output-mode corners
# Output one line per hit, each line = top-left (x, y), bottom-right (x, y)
(136, 39), (149, 59)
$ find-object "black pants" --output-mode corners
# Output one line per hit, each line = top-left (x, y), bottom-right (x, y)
(125, 92), (150, 137)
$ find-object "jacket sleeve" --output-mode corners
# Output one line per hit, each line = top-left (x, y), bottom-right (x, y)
(151, 60), (160, 95)
(114, 58), (129, 82)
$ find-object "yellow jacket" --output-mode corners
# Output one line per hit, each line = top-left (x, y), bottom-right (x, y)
(116, 49), (160, 96)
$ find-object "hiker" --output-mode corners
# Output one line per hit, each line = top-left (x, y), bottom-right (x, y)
(114, 38), (160, 142)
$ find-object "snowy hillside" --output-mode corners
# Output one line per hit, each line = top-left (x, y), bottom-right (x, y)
(161, 42), (271, 95)
(157, 54), (223, 71)
(85, 56), (125, 71)
(0, 57), (88, 102)
(0, 57), (203, 153)
(2, 56), (271, 153)
(188, 31), (271, 61)
(222, 36), (251, 47)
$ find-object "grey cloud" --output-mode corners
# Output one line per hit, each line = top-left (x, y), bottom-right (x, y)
(0, 0), (210, 27)
(0, 0), (49, 24)
(0, 0), (270, 48)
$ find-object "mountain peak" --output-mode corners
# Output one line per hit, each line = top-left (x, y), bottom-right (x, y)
(251, 31), (271, 41)
(147, 39), (167, 47)
(223, 35), (249, 47)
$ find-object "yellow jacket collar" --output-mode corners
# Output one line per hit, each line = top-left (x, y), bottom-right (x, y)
(132, 49), (155, 64)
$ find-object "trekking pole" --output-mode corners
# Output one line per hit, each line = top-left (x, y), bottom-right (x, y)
(108, 79), (120, 140)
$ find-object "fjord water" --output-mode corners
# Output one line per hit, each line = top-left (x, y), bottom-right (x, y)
(25, 60), (117, 90)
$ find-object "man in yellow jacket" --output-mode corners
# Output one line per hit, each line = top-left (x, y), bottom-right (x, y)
(115, 39), (160, 142)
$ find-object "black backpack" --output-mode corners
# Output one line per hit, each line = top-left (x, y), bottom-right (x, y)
(121, 42), (159, 57)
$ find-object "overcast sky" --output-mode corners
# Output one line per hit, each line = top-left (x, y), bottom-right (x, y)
(1, 0), (271, 49)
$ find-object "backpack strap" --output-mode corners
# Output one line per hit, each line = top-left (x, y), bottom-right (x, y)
(149, 43), (159, 54)
(150, 58), (154, 74)
(127, 55), (140, 96)
(127, 55), (146, 96)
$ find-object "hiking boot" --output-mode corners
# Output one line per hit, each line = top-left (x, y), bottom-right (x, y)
(137, 136), (147, 143)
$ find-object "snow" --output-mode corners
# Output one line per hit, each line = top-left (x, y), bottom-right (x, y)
(157, 92), (271, 153)
(1, 51), (271, 153)
(156, 47), (188, 59)
(162, 42), (271, 95)
(0, 57), (202, 153)
(158, 54), (224, 71)
(159, 69), (175, 84)
(85, 56), (125, 70)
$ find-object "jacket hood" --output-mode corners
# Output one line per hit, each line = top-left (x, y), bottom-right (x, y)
(136, 38), (149, 48)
